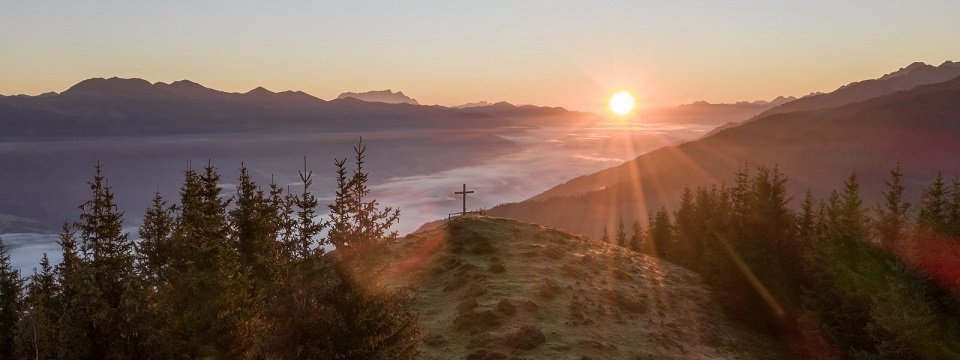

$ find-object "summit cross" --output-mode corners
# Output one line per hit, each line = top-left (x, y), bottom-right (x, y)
(454, 183), (475, 216)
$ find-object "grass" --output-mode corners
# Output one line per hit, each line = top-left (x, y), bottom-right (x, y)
(362, 216), (787, 359)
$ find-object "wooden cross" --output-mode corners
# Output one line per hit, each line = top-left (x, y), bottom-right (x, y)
(454, 183), (474, 215)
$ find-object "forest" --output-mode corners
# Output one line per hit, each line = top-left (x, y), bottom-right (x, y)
(3, 138), (960, 358)
(609, 166), (960, 358)
(0, 141), (420, 359)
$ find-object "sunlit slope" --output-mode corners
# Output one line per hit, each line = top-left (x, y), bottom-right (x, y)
(491, 75), (960, 237)
(372, 216), (784, 359)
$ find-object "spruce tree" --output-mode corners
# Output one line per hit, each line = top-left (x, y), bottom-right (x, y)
(75, 163), (148, 356)
(615, 217), (627, 247)
(230, 164), (279, 297)
(161, 163), (249, 358)
(628, 220), (643, 251)
(648, 208), (673, 257)
(348, 139), (400, 248)
(328, 158), (355, 249)
(874, 165), (910, 249)
(328, 138), (399, 250)
(15, 253), (59, 360)
(918, 171), (947, 233)
(0, 238), (22, 359)
(798, 191), (816, 240)
(55, 222), (96, 359)
(291, 157), (326, 258)
(138, 191), (174, 285)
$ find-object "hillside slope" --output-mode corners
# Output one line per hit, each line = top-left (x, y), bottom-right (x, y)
(490, 74), (960, 237)
(370, 216), (784, 359)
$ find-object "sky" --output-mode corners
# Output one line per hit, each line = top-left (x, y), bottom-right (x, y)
(2, 0), (959, 111)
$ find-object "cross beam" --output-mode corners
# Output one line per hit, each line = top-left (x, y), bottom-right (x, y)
(454, 183), (475, 215)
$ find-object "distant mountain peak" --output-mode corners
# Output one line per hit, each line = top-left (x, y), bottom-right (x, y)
(246, 86), (274, 96)
(877, 61), (932, 81)
(168, 79), (205, 89)
(336, 89), (419, 105)
(65, 77), (153, 94)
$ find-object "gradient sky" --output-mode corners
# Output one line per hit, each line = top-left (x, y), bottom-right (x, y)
(2, 0), (959, 111)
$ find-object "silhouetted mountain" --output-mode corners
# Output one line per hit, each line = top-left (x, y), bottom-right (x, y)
(453, 100), (494, 108)
(1, 77), (620, 233)
(641, 97), (793, 125)
(489, 74), (960, 237)
(755, 61), (960, 118)
(0, 78), (513, 139)
(456, 101), (599, 126)
(336, 89), (419, 104)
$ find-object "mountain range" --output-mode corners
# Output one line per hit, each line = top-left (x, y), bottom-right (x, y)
(336, 89), (420, 105)
(488, 61), (960, 237)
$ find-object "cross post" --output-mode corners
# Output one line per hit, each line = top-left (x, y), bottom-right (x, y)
(454, 183), (475, 216)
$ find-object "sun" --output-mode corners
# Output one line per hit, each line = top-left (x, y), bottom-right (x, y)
(609, 91), (636, 116)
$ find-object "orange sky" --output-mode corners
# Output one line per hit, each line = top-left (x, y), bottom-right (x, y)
(2, 1), (959, 112)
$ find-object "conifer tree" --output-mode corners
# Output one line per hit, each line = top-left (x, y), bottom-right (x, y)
(918, 171), (947, 233)
(230, 164), (279, 296)
(874, 165), (910, 249)
(348, 139), (400, 247)
(0, 239), (22, 359)
(328, 138), (400, 250)
(291, 157), (326, 258)
(600, 225), (609, 243)
(77, 164), (135, 305)
(615, 217), (627, 247)
(138, 191), (174, 285)
(54, 222), (96, 359)
(798, 191), (816, 240)
(829, 173), (871, 244)
(648, 208), (673, 256)
(161, 163), (249, 358)
(75, 163), (149, 356)
(673, 187), (698, 263)
(327, 157), (354, 249)
(628, 220), (643, 251)
(15, 253), (59, 360)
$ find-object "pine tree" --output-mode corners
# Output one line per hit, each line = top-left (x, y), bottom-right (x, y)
(138, 191), (174, 285)
(874, 165), (910, 249)
(230, 164), (279, 296)
(54, 222), (97, 359)
(648, 208), (673, 257)
(918, 171), (947, 233)
(291, 157), (326, 258)
(328, 138), (399, 251)
(328, 157), (355, 249)
(798, 191), (816, 240)
(348, 139), (400, 248)
(0, 238), (22, 359)
(161, 162), (249, 358)
(15, 253), (59, 359)
(75, 163), (149, 356)
(76, 163), (135, 307)
(831, 173), (871, 244)
(600, 226), (609, 243)
(628, 220), (643, 251)
(673, 187), (698, 264)
(615, 217), (627, 247)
